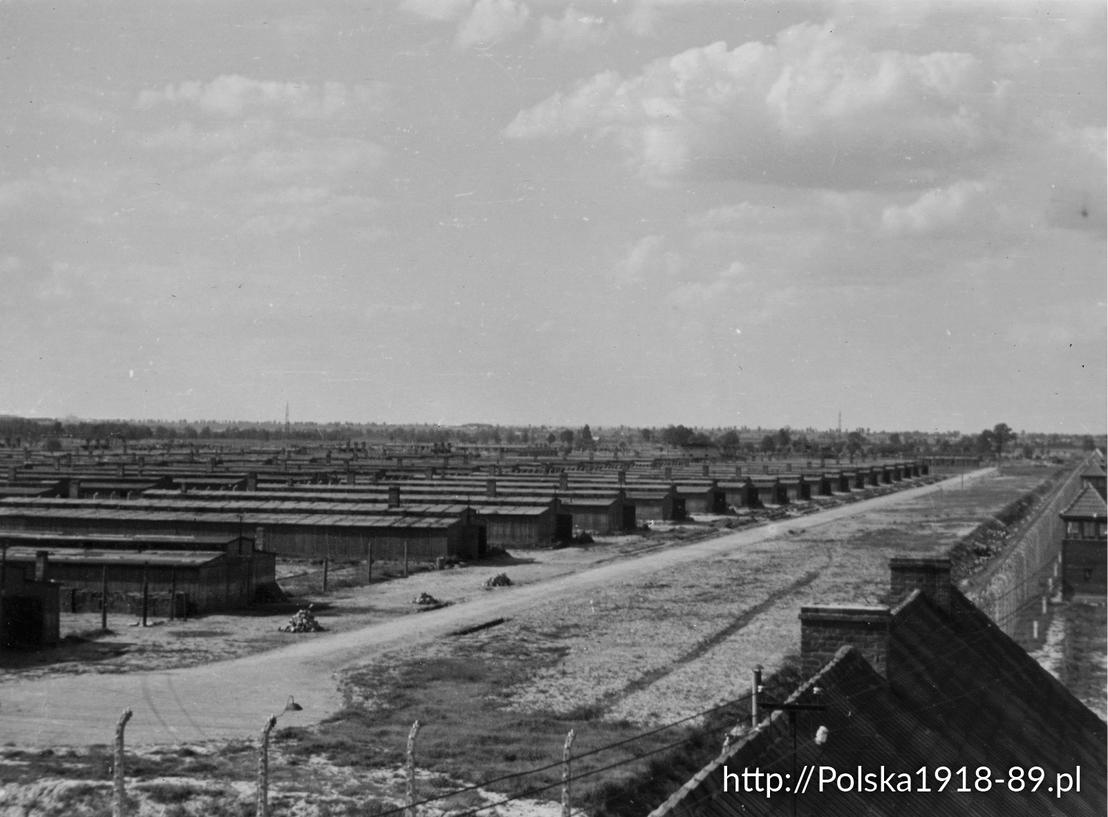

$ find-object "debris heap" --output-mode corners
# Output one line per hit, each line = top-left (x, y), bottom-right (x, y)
(485, 573), (513, 588)
(412, 592), (442, 606)
(279, 605), (325, 633)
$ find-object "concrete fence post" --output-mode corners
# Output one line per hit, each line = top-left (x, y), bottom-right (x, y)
(405, 719), (422, 817)
(562, 728), (576, 817)
(112, 708), (133, 817)
(256, 714), (278, 817)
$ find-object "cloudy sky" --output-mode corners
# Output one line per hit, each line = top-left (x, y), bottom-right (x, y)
(1, 0), (1104, 433)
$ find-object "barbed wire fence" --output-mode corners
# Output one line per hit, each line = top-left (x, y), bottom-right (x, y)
(962, 455), (1092, 638)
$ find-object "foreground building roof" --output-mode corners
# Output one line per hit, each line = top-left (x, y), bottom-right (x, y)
(651, 558), (1106, 816)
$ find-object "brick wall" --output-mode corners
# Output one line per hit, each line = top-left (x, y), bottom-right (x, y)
(800, 605), (891, 678)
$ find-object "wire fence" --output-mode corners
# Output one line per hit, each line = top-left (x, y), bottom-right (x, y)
(963, 456), (1092, 637)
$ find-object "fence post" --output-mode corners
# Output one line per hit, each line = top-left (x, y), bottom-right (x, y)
(113, 708), (133, 817)
(256, 714), (278, 817)
(367, 542), (373, 583)
(100, 564), (108, 630)
(405, 719), (422, 817)
(403, 542), (409, 578)
(562, 728), (576, 817)
(751, 665), (764, 728)
(141, 562), (149, 627)
(322, 557), (329, 594)
(169, 567), (177, 621)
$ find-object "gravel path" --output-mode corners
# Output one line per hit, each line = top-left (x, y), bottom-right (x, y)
(0, 470), (993, 747)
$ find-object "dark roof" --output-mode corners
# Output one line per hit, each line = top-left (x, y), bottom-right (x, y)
(652, 589), (1106, 816)
(1082, 459), (1106, 478)
(3, 547), (222, 567)
(1060, 484), (1107, 520)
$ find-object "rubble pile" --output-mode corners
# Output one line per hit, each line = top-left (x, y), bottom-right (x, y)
(412, 592), (442, 606)
(279, 605), (325, 633)
(485, 573), (513, 588)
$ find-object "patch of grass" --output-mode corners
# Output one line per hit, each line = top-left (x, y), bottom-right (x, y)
(139, 780), (203, 804)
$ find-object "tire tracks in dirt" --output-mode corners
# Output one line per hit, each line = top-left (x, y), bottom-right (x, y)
(596, 547), (834, 715)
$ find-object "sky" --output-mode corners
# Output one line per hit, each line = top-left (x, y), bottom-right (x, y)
(1, 0), (1104, 434)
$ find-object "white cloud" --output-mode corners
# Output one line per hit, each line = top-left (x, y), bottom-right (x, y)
(456, 0), (531, 48)
(612, 234), (682, 284)
(136, 76), (385, 119)
(538, 8), (610, 50)
(400, 0), (473, 21)
(132, 119), (276, 153)
(203, 138), (386, 188)
(669, 260), (745, 308)
(506, 21), (1003, 188)
(880, 180), (987, 237)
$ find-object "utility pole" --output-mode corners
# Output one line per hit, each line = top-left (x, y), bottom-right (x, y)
(759, 692), (826, 817)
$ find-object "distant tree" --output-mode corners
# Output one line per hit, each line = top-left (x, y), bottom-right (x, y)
(579, 424), (594, 449)
(546, 432), (557, 445)
(846, 431), (867, 456)
(775, 428), (792, 450)
(991, 423), (1016, 456)
(661, 425), (695, 447)
(640, 428), (654, 443)
(760, 434), (776, 453)
(976, 429), (996, 456)
(1081, 435), (1096, 451)
(559, 428), (575, 446)
(718, 429), (741, 451)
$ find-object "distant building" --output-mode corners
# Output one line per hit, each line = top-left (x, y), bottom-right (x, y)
(0, 550), (60, 649)
(1060, 484), (1107, 600)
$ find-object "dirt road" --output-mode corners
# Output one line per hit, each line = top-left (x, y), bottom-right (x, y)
(0, 470), (993, 747)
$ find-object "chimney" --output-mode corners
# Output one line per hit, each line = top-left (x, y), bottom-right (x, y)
(559, 471), (569, 491)
(246, 471), (258, 492)
(68, 479), (80, 499)
(35, 550), (49, 582)
(617, 468), (626, 486)
(889, 556), (952, 615)
(387, 486), (401, 509)
(800, 605), (891, 678)
(702, 463), (709, 477)
(486, 478), (497, 498)
(664, 466), (672, 479)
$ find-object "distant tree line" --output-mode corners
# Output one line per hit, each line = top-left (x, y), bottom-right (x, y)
(0, 415), (1100, 459)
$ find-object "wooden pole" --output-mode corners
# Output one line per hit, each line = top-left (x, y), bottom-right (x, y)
(169, 567), (177, 621)
(562, 729), (576, 817)
(141, 562), (149, 627)
(403, 542), (408, 578)
(113, 708), (133, 817)
(256, 714), (277, 817)
(751, 665), (762, 728)
(1, 543), (8, 649)
(322, 557), (329, 594)
(405, 719), (422, 817)
(100, 564), (108, 631)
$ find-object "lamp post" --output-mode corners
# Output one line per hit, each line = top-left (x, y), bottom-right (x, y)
(256, 696), (303, 817)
